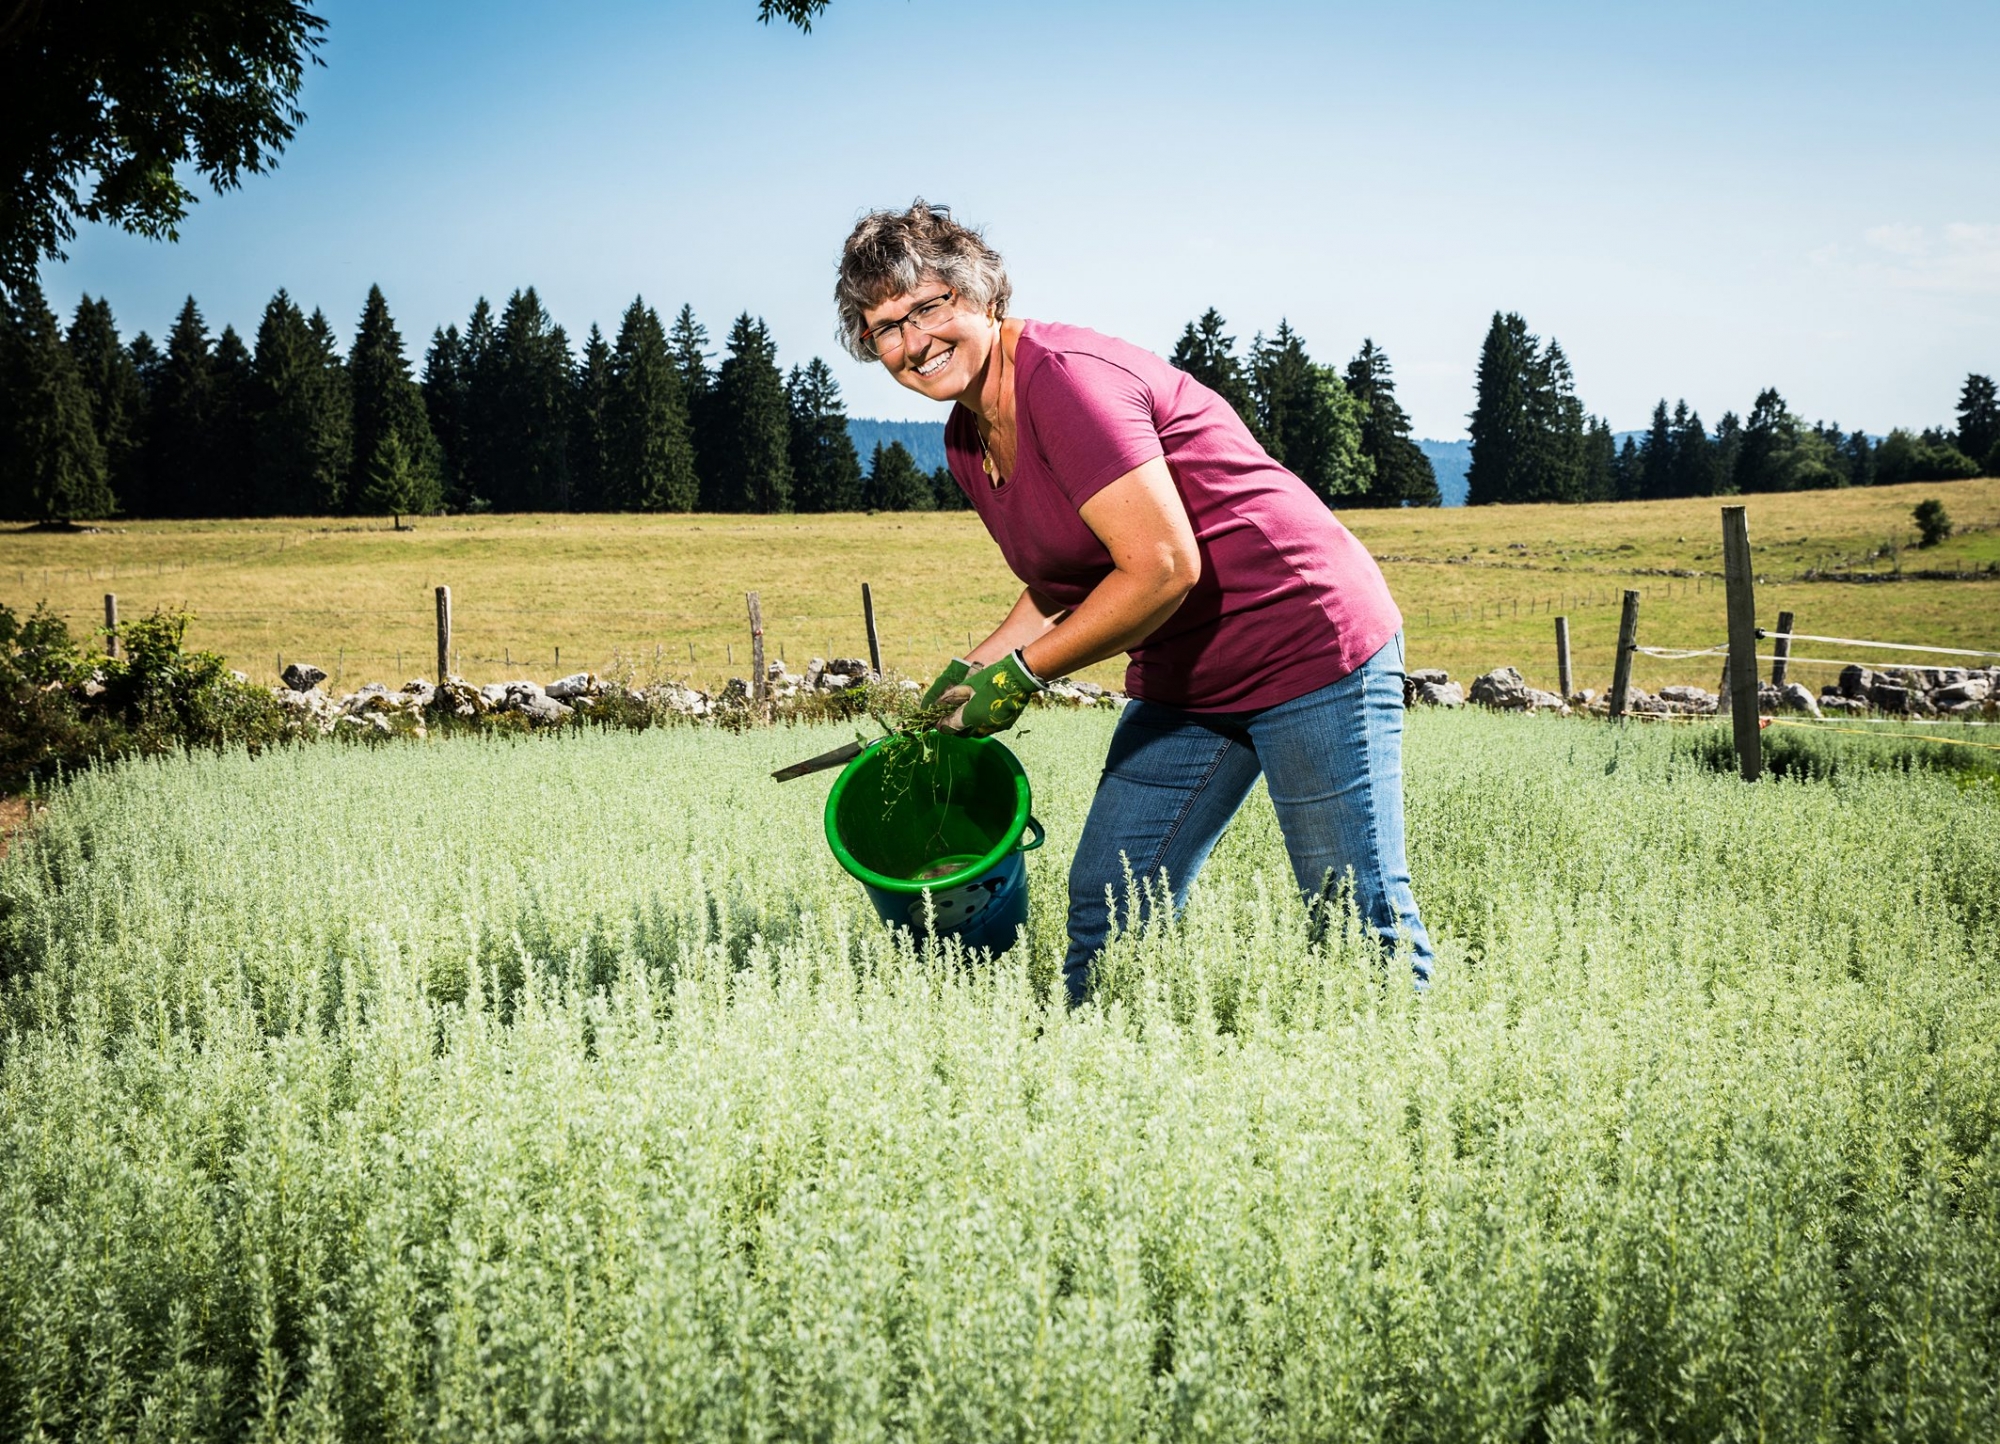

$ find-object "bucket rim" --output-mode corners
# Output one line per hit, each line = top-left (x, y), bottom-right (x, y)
(823, 732), (1032, 894)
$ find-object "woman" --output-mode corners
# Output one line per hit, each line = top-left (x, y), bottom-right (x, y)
(837, 201), (1433, 1005)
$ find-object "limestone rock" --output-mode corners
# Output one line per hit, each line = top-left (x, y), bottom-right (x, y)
(282, 662), (327, 692)
(1470, 667), (1531, 709)
(1780, 681), (1822, 718)
(546, 672), (596, 700)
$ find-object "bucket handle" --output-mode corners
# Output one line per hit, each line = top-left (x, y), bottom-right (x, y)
(1017, 815), (1044, 852)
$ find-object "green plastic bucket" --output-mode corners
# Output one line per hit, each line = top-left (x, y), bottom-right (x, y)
(824, 732), (1043, 951)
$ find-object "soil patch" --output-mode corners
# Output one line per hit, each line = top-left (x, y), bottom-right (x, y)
(0, 795), (42, 861)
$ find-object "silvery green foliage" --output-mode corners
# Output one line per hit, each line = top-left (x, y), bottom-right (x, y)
(2, 713), (1997, 1441)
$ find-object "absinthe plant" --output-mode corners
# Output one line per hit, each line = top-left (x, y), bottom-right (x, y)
(1, 711), (1995, 1439)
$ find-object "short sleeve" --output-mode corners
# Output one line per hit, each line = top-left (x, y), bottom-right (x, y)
(1022, 351), (1166, 508)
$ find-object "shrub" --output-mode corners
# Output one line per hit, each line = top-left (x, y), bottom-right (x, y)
(1914, 497), (1952, 547)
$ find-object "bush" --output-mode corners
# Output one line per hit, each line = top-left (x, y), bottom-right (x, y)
(1914, 497), (1952, 547)
(0, 603), (297, 793)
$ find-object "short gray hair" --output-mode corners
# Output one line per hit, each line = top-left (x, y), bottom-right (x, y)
(834, 200), (1012, 361)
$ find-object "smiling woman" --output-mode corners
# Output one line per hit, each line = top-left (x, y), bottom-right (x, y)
(835, 200), (1432, 1007)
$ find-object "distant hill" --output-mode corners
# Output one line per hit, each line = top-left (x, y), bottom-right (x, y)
(1417, 440), (1472, 507)
(846, 418), (946, 474)
(851, 419), (1478, 506)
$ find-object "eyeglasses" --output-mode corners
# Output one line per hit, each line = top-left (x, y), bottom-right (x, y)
(859, 288), (957, 360)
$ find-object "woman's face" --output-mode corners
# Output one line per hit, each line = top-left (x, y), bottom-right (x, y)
(859, 284), (994, 402)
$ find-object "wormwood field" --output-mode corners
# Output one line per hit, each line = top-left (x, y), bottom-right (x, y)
(3, 476), (1995, 697)
(2, 709), (1997, 1440)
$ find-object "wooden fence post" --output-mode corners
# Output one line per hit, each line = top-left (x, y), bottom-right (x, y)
(1554, 615), (1572, 701)
(748, 591), (767, 712)
(1608, 590), (1641, 719)
(1770, 608), (1794, 687)
(435, 586), (452, 682)
(103, 593), (119, 659)
(862, 582), (882, 676)
(1721, 505), (1762, 782)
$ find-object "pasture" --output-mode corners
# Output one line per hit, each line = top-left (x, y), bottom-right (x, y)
(2, 707), (1997, 1439)
(3, 476), (1995, 698)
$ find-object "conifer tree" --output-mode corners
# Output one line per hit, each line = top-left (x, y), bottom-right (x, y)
(204, 324), (256, 514)
(865, 440), (933, 511)
(1343, 338), (1439, 506)
(1249, 322), (1368, 503)
(1638, 399), (1674, 500)
(606, 298), (697, 511)
(786, 357), (863, 512)
(422, 324), (470, 509)
(484, 288), (572, 510)
(1957, 373), (1999, 464)
(568, 324), (612, 511)
(251, 289), (349, 515)
(458, 298), (500, 508)
(1581, 418), (1617, 501)
(1668, 401), (1719, 497)
(1521, 339), (1587, 502)
(930, 464), (967, 510)
(347, 285), (441, 517)
(711, 313), (793, 512)
(668, 304), (716, 504)
(1846, 430), (1876, 487)
(147, 296), (218, 517)
(1169, 308), (1258, 436)
(0, 280), (112, 522)
(65, 296), (144, 508)
(1465, 312), (1535, 505)
(1711, 412), (1743, 495)
(1613, 435), (1643, 501)
(358, 430), (422, 529)
(1735, 388), (1798, 493)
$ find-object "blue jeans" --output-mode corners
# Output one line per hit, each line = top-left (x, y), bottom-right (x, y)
(1063, 631), (1433, 1005)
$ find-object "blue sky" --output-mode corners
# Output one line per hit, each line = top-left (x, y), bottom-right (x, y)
(39, 0), (2000, 439)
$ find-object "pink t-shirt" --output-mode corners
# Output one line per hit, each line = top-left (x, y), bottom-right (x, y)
(944, 320), (1402, 711)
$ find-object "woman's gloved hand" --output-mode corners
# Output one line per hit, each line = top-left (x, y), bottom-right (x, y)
(919, 658), (974, 710)
(944, 650), (1045, 736)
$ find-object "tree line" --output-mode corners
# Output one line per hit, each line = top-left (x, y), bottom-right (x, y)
(0, 280), (966, 524)
(1464, 310), (1999, 504)
(1168, 310), (1442, 507)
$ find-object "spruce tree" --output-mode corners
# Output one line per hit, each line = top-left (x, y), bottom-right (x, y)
(1638, 399), (1674, 499)
(485, 288), (572, 510)
(865, 440), (933, 511)
(1465, 312), (1535, 505)
(358, 430), (422, 529)
(1710, 412), (1743, 495)
(251, 289), (349, 515)
(1343, 338), (1439, 506)
(786, 357), (863, 512)
(422, 324), (470, 509)
(1520, 339), (1587, 503)
(1957, 373), (1998, 463)
(347, 285), (441, 517)
(930, 464), (967, 510)
(1249, 322), (1369, 504)
(1169, 308), (1258, 436)
(607, 298), (698, 511)
(1735, 388), (1799, 493)
(1581, 418), (1617, 501)
(0, 280), (112, 522)
(1846, 430), (1876, 486)
(1668, 401), (1719, 497)
(711, 313), (793, 512)
(147, 296), (217, 517)
(459, 298), (500, 508)
(568, 324), (612, 511)
(668, 304), (716, 505)
(1613, 435), (1643, 501)
(65, 296), (144, 509)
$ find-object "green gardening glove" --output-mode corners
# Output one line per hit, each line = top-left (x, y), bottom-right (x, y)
(919, 657), (974, 710)
(945, 650), (1045, 737)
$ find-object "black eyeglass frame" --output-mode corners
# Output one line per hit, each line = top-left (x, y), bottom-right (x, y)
(859, 287), (959, 360)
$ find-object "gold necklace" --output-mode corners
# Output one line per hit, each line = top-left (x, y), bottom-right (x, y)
(976, 322), (1009, 487)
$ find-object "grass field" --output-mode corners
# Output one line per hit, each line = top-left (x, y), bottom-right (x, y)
(3, 477), (1996, 698)
(3, 708), (1996, 1439)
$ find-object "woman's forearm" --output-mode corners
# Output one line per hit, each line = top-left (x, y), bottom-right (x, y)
(968, 587), (1067, 666)
(1019, 566), (1190, 681)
